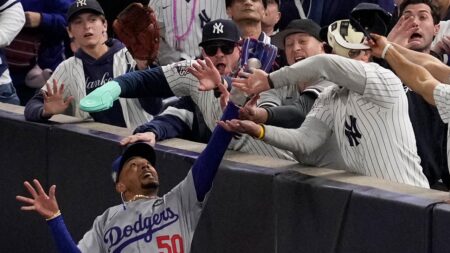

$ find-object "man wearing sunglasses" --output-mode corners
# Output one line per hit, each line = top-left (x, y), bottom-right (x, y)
(100, 19), (293, 161)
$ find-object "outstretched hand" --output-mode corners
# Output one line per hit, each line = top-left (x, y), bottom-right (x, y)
(42, 79), (74, 118)
(232, 69), (271, 95)
(217, 119), (261, 138)
(387, 15), (418, 49)
(120, 132), (157, 146)
(16, 179), (60, 219)
(367, 33), (390, 58)
(187, 57), (221, 91)
(238, 94), (267, 123)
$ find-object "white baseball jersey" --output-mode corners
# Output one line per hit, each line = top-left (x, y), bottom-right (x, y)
(264, 54), (429, 188)
(433, 83), (450, 173)
(78, 171), (200, 253)
(161, 60), (295, 160)
(149, 0), (228, 59)
(45, 44), (153, 129)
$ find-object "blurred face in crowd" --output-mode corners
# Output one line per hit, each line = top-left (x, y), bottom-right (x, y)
(284, 33), (325, 65)
(262, 2), (280, 30)
(68, 12), (107, 49)
(201, 41), (241, 75)
(227, 0), (266, 23)
(402, 3), (439, 52)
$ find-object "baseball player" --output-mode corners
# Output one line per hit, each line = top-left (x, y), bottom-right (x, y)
(369, 33), (450, 178)
(220, 19), (430, 188)
(149, 0), (229, 60)
(16, 100), (238, 253)
(81, 19), (295, 161)
(23, 0), (162, 129)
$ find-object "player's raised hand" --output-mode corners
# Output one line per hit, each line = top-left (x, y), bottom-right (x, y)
(232, 68), (271, 95)
(218, 119), (261, 138)
(387, 15), (418, 49)
(120, 132), (156, 147)
(187, 57), (221, 91)
(367, 33), (390, 58)
(16, 179), (60, 219)
(42, 79), (74, 118)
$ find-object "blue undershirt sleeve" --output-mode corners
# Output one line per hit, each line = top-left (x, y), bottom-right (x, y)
(47, 215), (81, 253)
(191, 102), (239, 202)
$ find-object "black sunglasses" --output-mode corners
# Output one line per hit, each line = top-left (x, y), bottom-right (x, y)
(203, 43), (236, 56)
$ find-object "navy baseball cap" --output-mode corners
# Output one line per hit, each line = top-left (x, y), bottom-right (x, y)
(271, 19), (322, 50)
(199, 19), (241, 47)
(67, 0), (105, 22)
(111, 142), (156, 183)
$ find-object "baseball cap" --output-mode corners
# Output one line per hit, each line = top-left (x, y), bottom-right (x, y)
(67, 0), (105, 23)
(111, 142), (156, 183)
(350, 3), (392, 36)
(199, 19), (241, 47)
(271, 19), (322, 50)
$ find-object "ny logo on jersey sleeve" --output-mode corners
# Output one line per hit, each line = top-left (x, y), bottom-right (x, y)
(344, 115), (361, 147)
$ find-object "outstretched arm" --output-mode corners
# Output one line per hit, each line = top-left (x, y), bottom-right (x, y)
(16, 180), (80, 253)
(191, 102), (238, 202)
(369, 34), (441, 105)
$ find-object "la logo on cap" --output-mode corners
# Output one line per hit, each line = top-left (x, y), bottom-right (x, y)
(213, 22), (224, 34)
(76, 0), (87, 7)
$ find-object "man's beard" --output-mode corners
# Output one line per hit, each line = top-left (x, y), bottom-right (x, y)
(141, 181), (159, 190)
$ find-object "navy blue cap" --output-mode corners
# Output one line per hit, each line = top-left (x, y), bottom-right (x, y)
(112, 142), (156, 183)
(199, 19), (241, 46)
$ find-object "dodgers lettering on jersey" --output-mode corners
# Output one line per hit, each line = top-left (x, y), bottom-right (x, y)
(104, 206), (179, 252)
(78, 171), (201, 253)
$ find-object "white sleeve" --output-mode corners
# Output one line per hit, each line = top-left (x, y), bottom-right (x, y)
(161, 60), (200, 97)
(269, 54), (403, 109)
(433, 83), (450, 123)
(0, 0), (25, 47)
(263, 116), (332, 156)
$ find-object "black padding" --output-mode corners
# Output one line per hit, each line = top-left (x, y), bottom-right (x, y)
(191, 161), (281, 253)
(432, 203), (450, 253)
(274, 171), (354, 253)
(337, 187), (436, 253)
(0, 112), (54, 252)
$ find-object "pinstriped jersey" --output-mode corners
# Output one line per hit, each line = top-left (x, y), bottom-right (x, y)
(433, 83), (450, 174)
(269, 54), (429, 188)
(307, 63), (428, 187)
(161, 60), (295, 160)
(149, 0), (228, 59)
(44, 43), (153, 129)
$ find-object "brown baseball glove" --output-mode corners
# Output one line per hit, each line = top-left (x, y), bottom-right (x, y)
(113, 3), (160, 63)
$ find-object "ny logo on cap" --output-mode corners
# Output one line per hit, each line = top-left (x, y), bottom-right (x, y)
(76, 0), (87, 7)
(213, 23), (224, 34)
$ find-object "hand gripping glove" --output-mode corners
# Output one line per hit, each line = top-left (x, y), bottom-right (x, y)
(113, 3), (160, 63)
(230, 38), (278, 106)
(79, 81), (121, 112)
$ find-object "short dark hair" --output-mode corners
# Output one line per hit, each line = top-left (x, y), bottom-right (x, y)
(225, 0), (267, 9)
(399, 0), (440, 24)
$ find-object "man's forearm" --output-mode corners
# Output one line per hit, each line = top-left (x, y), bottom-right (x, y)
(384, 46), (440, 105)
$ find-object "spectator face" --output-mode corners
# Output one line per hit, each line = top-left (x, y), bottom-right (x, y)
(68, 12), (107, 49)
(262, 3), (280, 30)
(284, 33), (325, 65)
(202, 41), (240, 75)
(402, 3), (439, 52)
(227, 0), (265, 23)
(117, 156), (159, 194)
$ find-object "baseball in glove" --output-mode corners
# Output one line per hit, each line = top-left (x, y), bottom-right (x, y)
(113, 3), (160, 63)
